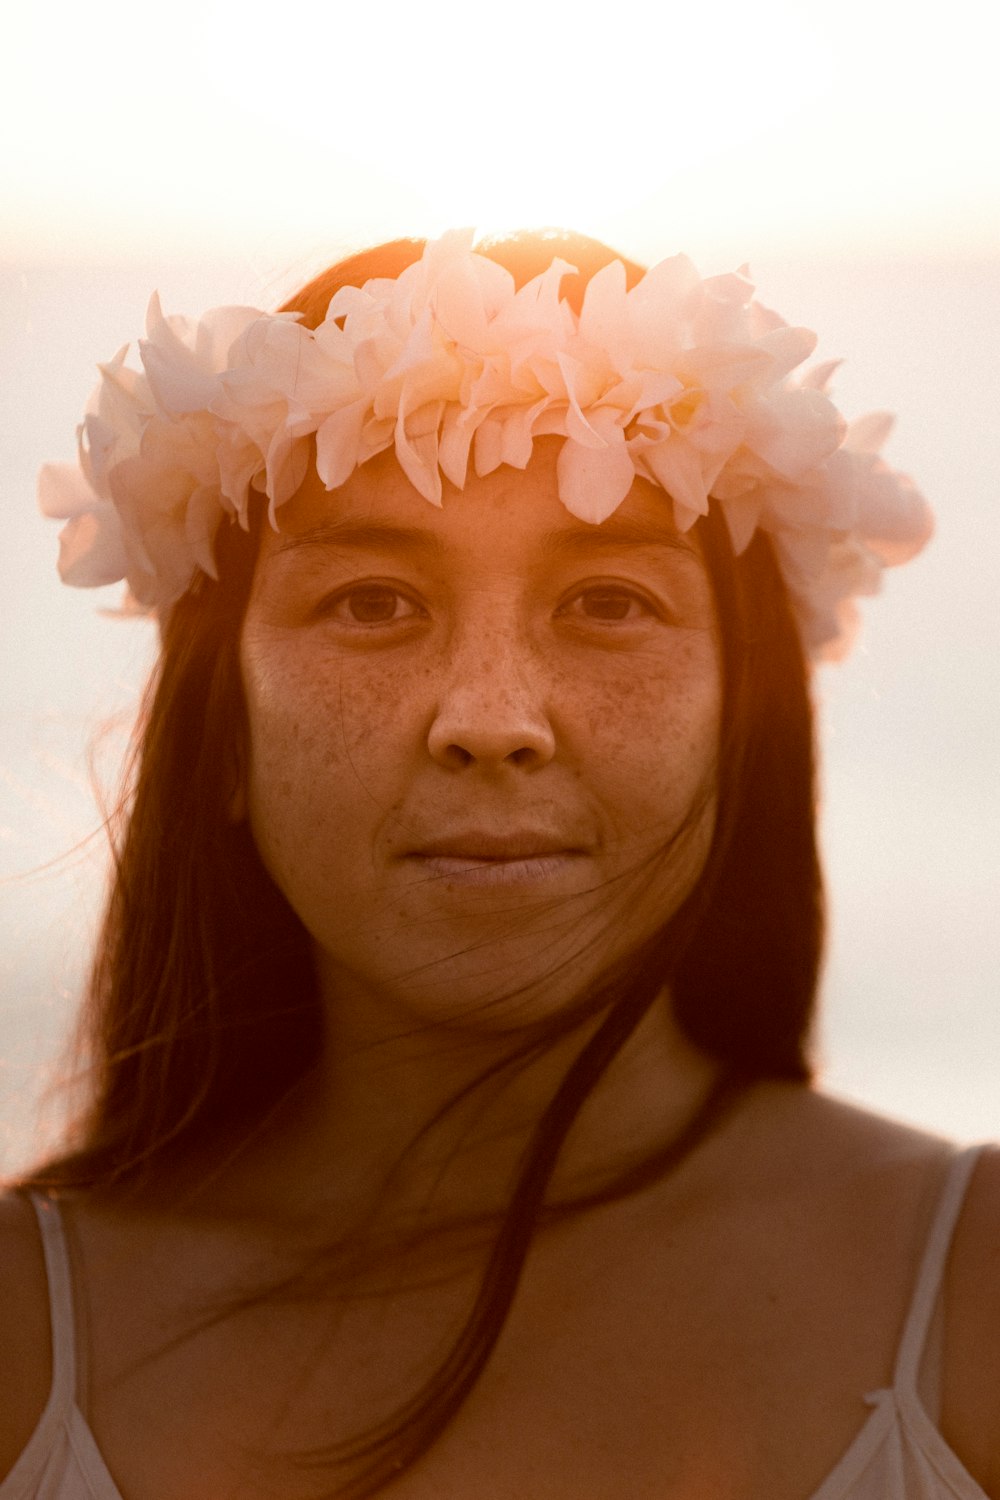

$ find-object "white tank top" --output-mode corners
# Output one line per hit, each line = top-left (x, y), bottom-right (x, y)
(0, 1147), (989, 1500)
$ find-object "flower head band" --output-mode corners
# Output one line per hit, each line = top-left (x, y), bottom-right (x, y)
(38, 228), (931, 660)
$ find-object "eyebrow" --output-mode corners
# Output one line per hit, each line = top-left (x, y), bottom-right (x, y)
(270, 512), (700, 562)
(272, 520), (447, 560)
(537, 516), (700, 557)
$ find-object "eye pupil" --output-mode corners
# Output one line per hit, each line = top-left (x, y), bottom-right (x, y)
(581, 589), (634, 621)
(348, 586), (399, 622)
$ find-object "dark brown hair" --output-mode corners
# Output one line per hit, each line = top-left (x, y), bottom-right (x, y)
(25, 232), (823, 1494)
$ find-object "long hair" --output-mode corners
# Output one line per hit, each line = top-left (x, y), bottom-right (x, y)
(24, 231), (823, 1493)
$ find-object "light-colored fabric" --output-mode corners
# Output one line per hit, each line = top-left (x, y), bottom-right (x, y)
(807, 1145), (988, 1500)
(0, 1147), (989, 1500)
(1, 1195), (121, 1499)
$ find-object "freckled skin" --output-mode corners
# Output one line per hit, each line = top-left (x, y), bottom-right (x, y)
(239, 441), (722, 1038)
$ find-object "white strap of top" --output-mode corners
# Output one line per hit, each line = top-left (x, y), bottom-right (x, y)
(893, 1144), (986, 1395)
(27, 1192), (78, 1411)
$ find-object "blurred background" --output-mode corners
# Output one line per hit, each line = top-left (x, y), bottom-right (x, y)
(2, 0), (998, 1171)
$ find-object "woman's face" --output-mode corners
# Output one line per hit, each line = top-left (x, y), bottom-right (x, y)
(238, 442), (722, 1035)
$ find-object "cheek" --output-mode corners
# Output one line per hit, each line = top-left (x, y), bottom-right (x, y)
(570, 639), (721, 830)
(241, 650), (419, 851)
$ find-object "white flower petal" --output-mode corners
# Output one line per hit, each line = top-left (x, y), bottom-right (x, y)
(185, 484), (223, 580)
(556, 437), (634, 524)
(55, 510), (128, 587)
(800, 358), (842, 393)
(394, 414), (443, 504)
(316, 401), (369, 490)
(37, 461), (99, 520)
(746, 387), (843, 479)
(845, 410), (895, 454)
(638, 438), (710, 520)
(718, 494), (763, 556)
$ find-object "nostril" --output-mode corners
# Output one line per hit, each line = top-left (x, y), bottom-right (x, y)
(433, 739), (547, 771)
(427, 720), (557, 771)
(439, 743), (476, 770)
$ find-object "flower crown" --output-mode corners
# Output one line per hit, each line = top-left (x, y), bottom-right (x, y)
(38, 229), (932, 660)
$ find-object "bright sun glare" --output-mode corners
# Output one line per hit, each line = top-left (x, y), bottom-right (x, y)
(199, 0), (832, 233)
(2, 0), (996, 258)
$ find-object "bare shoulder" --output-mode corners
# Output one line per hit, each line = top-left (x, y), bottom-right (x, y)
(739, 1081), (963, 1182)
(743, 1090), (1000, 1490)
(940, 1144), (1000, 1496)
(0, 1191), (52, 1478)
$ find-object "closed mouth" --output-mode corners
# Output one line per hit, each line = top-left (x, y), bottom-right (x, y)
(409, 850), (585, 886)
(409, 832), (585, 862)
(404, 833), (587, 888)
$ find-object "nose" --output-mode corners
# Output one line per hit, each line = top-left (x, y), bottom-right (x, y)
(426, 631), (557, 771)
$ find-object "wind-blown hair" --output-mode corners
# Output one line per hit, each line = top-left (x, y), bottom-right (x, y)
(23, 232), (824, 1495)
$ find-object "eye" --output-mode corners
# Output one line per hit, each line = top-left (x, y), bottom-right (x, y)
(322, 583), (422, 625)
(562, 585), (658, 623)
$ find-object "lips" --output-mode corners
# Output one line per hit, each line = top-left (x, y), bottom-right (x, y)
(409, 831), (583, 861)
(404, 830), (589, 887)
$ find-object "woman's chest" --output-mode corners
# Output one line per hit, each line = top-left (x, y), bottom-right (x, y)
(77, 1200), (917, 1500)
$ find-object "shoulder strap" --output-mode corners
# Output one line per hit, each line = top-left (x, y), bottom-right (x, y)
(893, 1145), (986, 1394)
(27, 1192), (78, 1410)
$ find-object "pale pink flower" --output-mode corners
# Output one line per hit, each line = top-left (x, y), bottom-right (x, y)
(37, 232), (933, 659)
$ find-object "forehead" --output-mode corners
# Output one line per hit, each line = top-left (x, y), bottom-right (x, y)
(261, 440), (700, 566)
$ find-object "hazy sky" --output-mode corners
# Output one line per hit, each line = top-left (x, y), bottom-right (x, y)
(3, 0), (997, 264)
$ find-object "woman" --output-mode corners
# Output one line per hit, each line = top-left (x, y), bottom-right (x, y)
(2, 229), (998, 1499)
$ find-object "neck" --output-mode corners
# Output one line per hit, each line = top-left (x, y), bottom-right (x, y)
(228, 977), (722, 1235)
